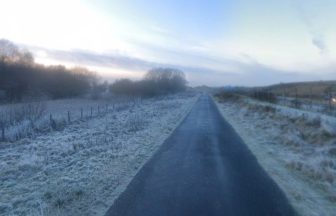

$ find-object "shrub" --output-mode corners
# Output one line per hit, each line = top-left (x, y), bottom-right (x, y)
(252, 91), (277, 103)
(215, 92), (241, 102)
(262, 105), (276, 113)
(125, 114), (146, 132)
(290, 99), (302, 108)
(0, 102), (47, 141)
(110, 68), (187, 97)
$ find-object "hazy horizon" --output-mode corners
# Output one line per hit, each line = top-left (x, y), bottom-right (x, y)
(1, 0), (336, 86)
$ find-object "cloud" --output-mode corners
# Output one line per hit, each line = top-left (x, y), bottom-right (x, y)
(311, 35), (328, 55)
(26, 45), (336, 87)
(29, 47), (154, 71)
(293, 0), (329, 56)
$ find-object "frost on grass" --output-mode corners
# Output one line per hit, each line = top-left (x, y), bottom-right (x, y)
(0, 99), (115, 142)
(0, 93), (198, 216)
(215, 95), (336, 216)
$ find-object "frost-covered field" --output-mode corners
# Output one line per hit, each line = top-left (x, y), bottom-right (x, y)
(215, 95), (336, 216)
(0, 93), (198, 216)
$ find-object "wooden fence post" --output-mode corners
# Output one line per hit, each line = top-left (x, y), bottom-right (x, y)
(90, 107), (93, 117)
(310, 87), (313, 110)
(1, 127), (5, 142)
(49, 114), (52, 125)
(67, 111), (71, 123)
(295, 88), (298, 108)
(49, 114), (56, 130)
(81, 108), (83, 119)
(329, 93), (332, 113)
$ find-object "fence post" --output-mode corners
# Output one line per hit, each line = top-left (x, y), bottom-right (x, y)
(49, 114), (56, 130)
(1, 127), (5, 142)
(49, 114), (52, 125)
(309, 87), (313, 110)
(295, 88), (298, 108)
(90, 107), (93, 117)
(81, 108), (83, 119)
(329, 93), (332, 113)
(67, 111), (71, 123)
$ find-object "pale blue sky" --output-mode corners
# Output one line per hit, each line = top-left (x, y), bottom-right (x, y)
(0, 0), (336, 86)
(87, 0), (233, 38)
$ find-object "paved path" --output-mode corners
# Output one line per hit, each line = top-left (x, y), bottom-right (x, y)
(105, 95), (297, 216)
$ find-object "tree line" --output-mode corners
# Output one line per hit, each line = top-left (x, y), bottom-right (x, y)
(0, 39), (97, 102)
(110, 68), (187, 97)
(0, 39), (188, 102)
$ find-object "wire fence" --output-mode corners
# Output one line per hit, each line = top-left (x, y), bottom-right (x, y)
(276, 96), (336, 115)
(0, 98), (141, 142)
(251, 87), (336, 116)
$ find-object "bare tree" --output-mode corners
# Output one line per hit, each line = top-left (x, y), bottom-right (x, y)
(110, 79), (136, 96)
(0, 39), (33, 63)
(110, 67), (187, 97)
(0, 40), (98, 102)
(0, 39), (20, 60)
(144, 68), (187, 94)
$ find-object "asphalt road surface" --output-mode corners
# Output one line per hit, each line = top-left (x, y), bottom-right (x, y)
(105, 95), (297, 216)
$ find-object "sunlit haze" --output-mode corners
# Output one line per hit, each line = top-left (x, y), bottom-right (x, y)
(1, 0), (336, 86)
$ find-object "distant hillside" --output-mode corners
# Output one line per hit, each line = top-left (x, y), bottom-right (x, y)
(264, 80), (336, 98)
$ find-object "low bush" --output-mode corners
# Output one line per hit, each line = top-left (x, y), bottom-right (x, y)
(125, 114), (147, 132)
(214, 92), (241, 102)
(252, 91), (277, 103)
(262, 105), (276, 113)
(290, 99), (302, 108)
(110, 68), (187, 97)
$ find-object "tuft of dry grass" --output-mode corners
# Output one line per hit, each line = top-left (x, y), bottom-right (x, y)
(214, 92), (242, 103)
